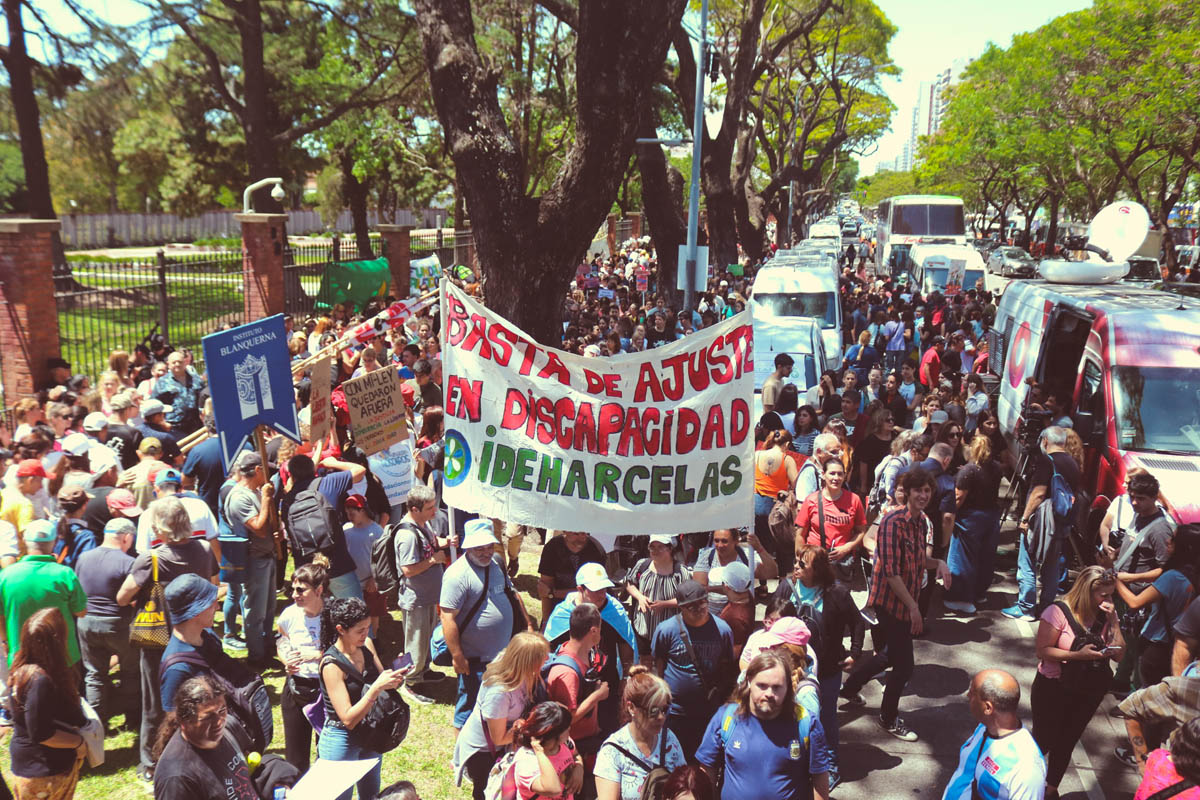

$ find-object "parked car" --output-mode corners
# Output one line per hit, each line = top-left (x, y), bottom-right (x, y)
(986, 246), (1038, 278)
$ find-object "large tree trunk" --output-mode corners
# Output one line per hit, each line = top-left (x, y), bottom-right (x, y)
(238, 0), (284, 213)
(701, 137), (742, 270)
(636, 112), (685, 309)
(341, 151), (373, 258)
(1044, 194), (1061, 258)
(4, 0), (53, 219)
(412, 0), (686, 345)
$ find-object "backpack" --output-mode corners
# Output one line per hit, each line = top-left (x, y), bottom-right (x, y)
(484, 740), (576, 800)
(286, 486), (339, 559)
(600, 731), (671, 800)
(319, 648), (410, 753)
(1048, 459), (1076, 520)
(717, 701), (813, 766)
(867, 455), (904, 517)
(540, 650), (596, 707)
(373, 521), (424, 602)
(160, 650), (273, 752)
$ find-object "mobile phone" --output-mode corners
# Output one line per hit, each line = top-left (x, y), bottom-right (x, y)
(1102, 646), (1120, 655)
(393, 653), (414, 671)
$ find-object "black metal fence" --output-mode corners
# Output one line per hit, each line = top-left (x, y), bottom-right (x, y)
(54, 250), (244, 380)
(282, 235), (384, 317)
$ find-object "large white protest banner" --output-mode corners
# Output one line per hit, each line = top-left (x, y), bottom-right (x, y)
(342, 366), (408, 456)
(440, 282), (754, 535)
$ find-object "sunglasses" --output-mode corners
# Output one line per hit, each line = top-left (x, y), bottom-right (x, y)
(638, 705), (668, 718)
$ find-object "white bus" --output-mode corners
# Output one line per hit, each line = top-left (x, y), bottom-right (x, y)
(875, 195), (967, 277)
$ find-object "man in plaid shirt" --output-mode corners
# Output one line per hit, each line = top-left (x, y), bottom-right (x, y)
(839, 467), (951, 742)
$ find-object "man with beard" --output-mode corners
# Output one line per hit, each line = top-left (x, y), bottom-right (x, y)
(439, 520), (534, 731)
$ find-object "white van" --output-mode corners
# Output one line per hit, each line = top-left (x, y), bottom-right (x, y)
(907, 243), (986, 297)
(750, 266), (841, 371)
(808, 222), (842, 243)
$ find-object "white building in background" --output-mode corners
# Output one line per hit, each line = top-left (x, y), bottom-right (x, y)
(897, 58), (973, 170)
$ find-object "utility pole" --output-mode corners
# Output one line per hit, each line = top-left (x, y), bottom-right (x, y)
(682, 0), (708, 314)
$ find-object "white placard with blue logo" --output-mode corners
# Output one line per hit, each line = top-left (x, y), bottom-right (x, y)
(202, 314), (301, 472)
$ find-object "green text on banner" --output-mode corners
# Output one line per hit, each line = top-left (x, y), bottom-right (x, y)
(440, 282), (755, 535)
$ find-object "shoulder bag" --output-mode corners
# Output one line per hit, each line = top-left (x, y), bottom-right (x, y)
(430, 561), (491, 666)
(1053, 600), (1112, 695)
(601, 729), (670, 800)
(678, 616), (733, 707)
(130, 552), (170, 649)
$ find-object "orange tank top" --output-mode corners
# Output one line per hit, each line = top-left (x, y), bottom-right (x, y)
(754, 451), (791, 497)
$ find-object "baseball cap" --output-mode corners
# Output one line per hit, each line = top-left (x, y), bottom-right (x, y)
(140, 399), (170, 418)
(57, 485), (89, 510)
(138, 437), (163, 455)
(344, 493), (367, 510)
(675, 579), (707, 607)
(460, 518), (496, 550)
(154, 468), (183, 487)
(88, 446), (119, 474)
(765, 617), (812, 649)
(16, 459), (47, 478)
(930, 410), (949, 424)
(720, 560), (753, 593)
(106, 488), (143, 516)
(23, 519), (57, 543)
(83, 412), (109, 432)
(61, 432), (93, 457)
(103, 517), (137, 538)
(235, 452), (262, 475)
(165, 573), (219, 625)
(575, 562), (615, 591)
(648, 534), (675, 547)
(109, 392), (135, 412)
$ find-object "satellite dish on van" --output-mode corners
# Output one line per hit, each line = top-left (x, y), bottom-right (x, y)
(1087, 202), (1151, 264)
(1038, 201), (1150, 284)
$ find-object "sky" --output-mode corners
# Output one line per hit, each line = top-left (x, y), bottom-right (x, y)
(859, 0), (1093, 176)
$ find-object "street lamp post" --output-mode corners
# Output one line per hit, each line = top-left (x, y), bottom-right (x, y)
(682, 0), (709, 314)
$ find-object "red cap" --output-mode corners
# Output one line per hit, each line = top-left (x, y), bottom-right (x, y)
(16, 459), (47, 478)
(401, 383), (416, 409)
(105, 488), (143, 516)
(344, 493), (367, 510)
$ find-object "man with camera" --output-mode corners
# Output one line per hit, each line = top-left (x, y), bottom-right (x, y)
(1003, 426), (1081, 622)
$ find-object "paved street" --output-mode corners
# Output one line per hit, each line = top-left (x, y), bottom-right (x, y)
(835, 529), (1140, 800)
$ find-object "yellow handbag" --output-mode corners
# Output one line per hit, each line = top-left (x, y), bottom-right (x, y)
(130, 552), (170, 648)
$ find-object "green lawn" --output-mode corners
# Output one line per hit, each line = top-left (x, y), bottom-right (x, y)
(0, 550), (544, 799)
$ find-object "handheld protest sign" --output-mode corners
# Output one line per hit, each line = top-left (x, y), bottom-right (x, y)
(342, 365), (409, 456)
(440, 282), (755, 535)
(308, 354), (333, 444)
(202, 314), (301, 472)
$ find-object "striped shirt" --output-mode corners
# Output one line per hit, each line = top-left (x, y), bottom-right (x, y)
(867, 507), (927, 622)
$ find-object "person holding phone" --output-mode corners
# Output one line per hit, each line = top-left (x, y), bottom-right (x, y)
(277, 556), (330, 772)
(1031, 566), (1125, 799)
(319, 597), (410, 800)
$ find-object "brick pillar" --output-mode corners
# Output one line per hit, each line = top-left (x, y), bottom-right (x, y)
(235, 213), (288, 320)
(629, 211), (643, 240)
(378, 224), (414, 298)
(0, 220), (62, 399)
(607, 213), (618, 257)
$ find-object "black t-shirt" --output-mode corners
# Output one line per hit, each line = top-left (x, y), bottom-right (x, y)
(105, 424), (143, 470)
(153, 730), (259, 800)
(537, 536), (606, 592)
(853, 435), (891, 491)
(10, 671), (87, 778)
(956, 461), (1003, 513)
(1031, 451), (1081, 495)
(82, 486), (118, 538)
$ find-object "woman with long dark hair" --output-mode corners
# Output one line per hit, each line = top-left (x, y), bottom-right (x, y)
(793, 405), (820, 456)
(278, 556), (331, 771)
(944, 433), (1004, 614)
(509, 701), (583, 800)
(1116, 523), (1200, 688)
(7, 608), (87, 800)
(319, 597), (407, 800)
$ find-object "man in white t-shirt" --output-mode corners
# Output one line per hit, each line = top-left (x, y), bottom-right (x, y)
(135, 468), (219, 559)
(942, 669), (1045, 800)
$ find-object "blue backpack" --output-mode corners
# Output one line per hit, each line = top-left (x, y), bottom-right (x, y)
(717, 701), (813, 757)
(1049, 460), (1076, 519)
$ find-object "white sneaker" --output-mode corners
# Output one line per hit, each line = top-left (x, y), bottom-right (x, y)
(401, 686), (435, 705)
(943, 600), (977, 614)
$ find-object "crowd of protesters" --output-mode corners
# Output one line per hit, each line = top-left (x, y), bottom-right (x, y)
(0, 235), (1196, 800)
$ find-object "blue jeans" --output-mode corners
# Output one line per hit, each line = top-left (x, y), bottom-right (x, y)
(243, 554), (276, 661)
(818, 671), (843, 765)
(317, 724), (380, 800)
(329, 571), (364, 601)
(946, 509), (1002, 603)
(1016, 527), (1062, 617)
(454, 659), (485, 729)
(220, 539), (247, 637)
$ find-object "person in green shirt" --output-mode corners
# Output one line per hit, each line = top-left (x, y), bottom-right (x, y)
(0, 520), (88, 668)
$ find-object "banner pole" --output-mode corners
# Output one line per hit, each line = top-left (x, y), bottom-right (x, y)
(255, 425), (282, 561)
(291, 287), (439, 376)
